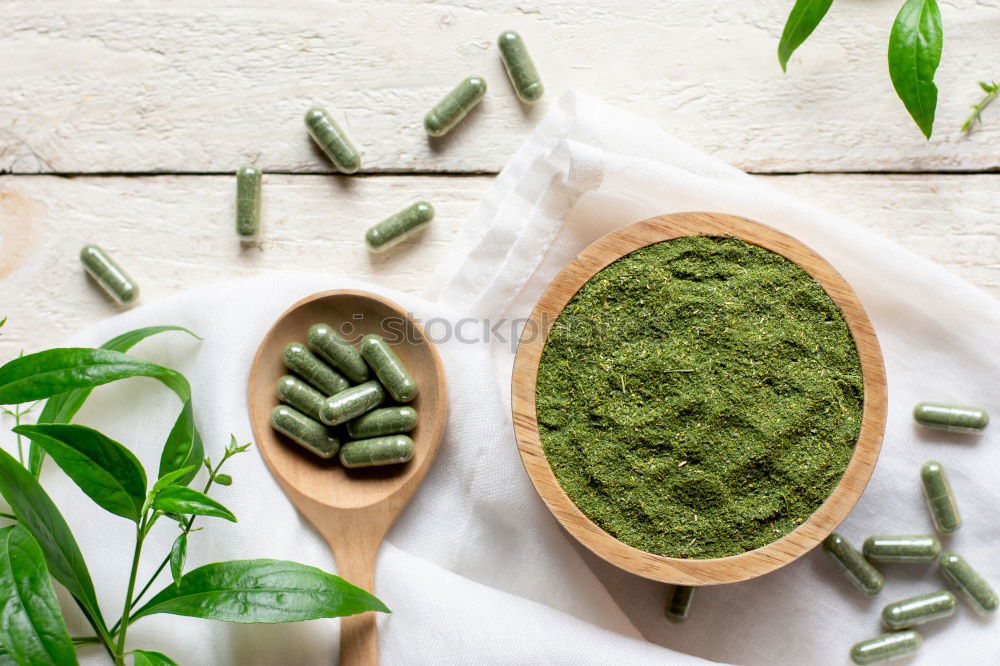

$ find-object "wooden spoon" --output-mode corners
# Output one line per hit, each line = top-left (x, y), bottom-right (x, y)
(512, 212), (887, 586)
(248, 289), (447, 665)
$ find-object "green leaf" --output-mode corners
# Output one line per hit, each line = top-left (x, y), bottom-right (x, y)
(151, 466), (199, 496)
(213, 474), (233, 487)
(777, 0), (834, 71)
(158, 400), (203, 486)
(13, 424), (146, 522)
(0, 348), (190, 406)
(0, 448), (105, 636)
(152, 487), (236, 523)
(101, 326), (200, 353)
(169, 534), (187, 587)
(131, 650), (179, 666)
(888, 0), (943, 139)
(132, 559), (389, 624)
(31, 327), (198, 476)
(0, 526), (79, 665)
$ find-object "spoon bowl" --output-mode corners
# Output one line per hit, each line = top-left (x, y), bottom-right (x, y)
(248, 289), (447, 665)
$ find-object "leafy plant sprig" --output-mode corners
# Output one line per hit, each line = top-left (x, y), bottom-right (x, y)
(778, 0), (962, 139)
(962, 81), (999, 133)
(0, 325), (388, 665)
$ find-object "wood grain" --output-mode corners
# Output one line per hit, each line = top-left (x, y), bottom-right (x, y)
(510, 212), (888, 585)
(247, 289), (447, 666)
(1, 0), (998, 174)
(1, 173), (997, 360)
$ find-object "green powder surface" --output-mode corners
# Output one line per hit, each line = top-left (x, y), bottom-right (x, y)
(535, 236), (864, 559)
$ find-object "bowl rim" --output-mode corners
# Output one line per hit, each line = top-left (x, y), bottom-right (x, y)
(510, 212), (887, 585)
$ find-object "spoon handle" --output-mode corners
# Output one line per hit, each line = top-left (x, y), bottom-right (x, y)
(326, 527), (380, 666)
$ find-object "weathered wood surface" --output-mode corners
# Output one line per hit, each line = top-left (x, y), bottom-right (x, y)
(1, 173), (997, 358)
(2, 0), (999, 175)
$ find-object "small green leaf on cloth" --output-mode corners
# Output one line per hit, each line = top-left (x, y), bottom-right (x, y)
(131, 650), (180, 666)
(131, 559), (390, 624)
(13, 424), (147, 522)
(152, 487), (237, 523)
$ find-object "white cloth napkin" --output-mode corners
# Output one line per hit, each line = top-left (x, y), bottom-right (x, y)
(19, 91), (998, 665)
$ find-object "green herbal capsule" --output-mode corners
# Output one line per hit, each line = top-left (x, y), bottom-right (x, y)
(283, 342), (349, 396)
(320, 380), (386, 426)
(304, 106), (361, 174)
(881, 591), (956, 630)
(339, 435), (414, 468)
(913, 402), (989, 432)
(235, 165), (262, 239)
(270, 405), (340, 459)
(497, 31), (544, 104)
(850, 631), (921, 665)
(423, 76), (487, 137)
(822, 533), (884, 596)
(939, 552), (998, 615)
(863, 535), (940, 563)
(664, 585), (695, 623)
(346, 406), (418, 439)
(307, 324), (369, 383)
(360, 334), (417, 402)
(920, 461), (961, 534)
(276, 374), (326, 422)
(365, 201), (434, 253)
(79, 245), (140, 306)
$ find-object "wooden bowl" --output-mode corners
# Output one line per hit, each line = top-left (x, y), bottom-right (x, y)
(511, 212), (887, 586)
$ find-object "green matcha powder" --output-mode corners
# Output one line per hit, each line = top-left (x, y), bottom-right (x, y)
(535, 236), (863, 559)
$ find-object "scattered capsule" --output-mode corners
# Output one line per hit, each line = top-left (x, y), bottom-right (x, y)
(423, 76), (487, 137)
(346, 406), (418, 439)
(365, 201), (434, 253)
(920, 461), (961, 534)
(850, 630), (921, 665)
(881, 591), (956, 630)
(276, 374), (326, 422)
(320, 380), (386, 426)
(339, 435), (414, 469)
(80, 245), (140, 306)
(304, 106), (361, 174)
(939, 552), (998, 615)
(497, 30), (544, 104)
(664, 585), (695, 623)
(270, 405), (340, 459)
(283, 342), (349, 396)
(235, 165), (262, 239)
(863, 535), (940, 563)
(307, 323), (369, 383)
(360, 334), (417, 403)
(822, 533), (884, 596)
(913, 402), (989, 433)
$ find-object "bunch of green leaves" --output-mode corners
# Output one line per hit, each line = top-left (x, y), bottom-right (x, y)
(778, 0), (993, 138)
(0, 326), (388, 666)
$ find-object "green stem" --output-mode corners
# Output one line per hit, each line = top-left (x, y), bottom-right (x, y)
(114, 524), (145, 665)
(13, 405), (23, 466)
(110, 463), (222, 635)
(0, 512), (15, 520)
(70, 596), (116, 662)
(962, 81), (999, 133)
(72, 636), (101, 647)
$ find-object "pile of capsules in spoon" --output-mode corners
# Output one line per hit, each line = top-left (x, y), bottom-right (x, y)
(271, 323), (418, 469)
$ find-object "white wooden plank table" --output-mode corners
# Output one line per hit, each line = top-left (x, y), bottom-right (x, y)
(1, 1), (998, 352)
